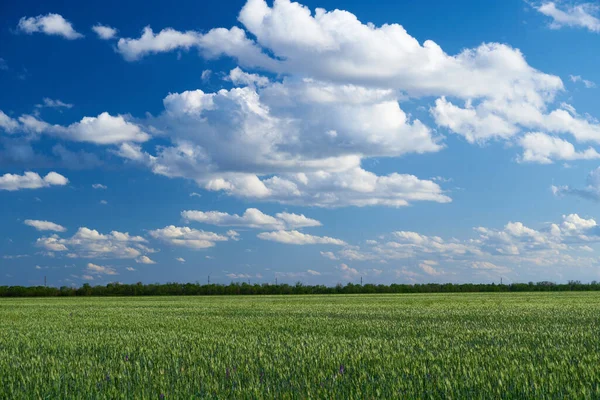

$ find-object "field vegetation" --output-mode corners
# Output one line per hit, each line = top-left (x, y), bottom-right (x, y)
(1, 293), (599, 398)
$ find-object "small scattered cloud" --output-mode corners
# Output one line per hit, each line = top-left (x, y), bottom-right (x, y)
(92, 183), (107, 189)
(24, 219), (66, 232)
(35, 98), (73, 109)
(570, 75), (596, 88)
(86, 262), (118, 275)
(535, 2), (600, 32)
(320, 251), (338, 260)
(0, 171), (68, 191)
(92, 24), (118, 40)
(201, 70), (212, 82)
(149, 226), (229, 249)
(17, 13), (83, 39)
(258, 230), (346, 245)
(175, 257), (185, 262)
(136, 255), (156, 264)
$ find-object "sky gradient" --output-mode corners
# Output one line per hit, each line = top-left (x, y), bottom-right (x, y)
(2, 0), (600, 286)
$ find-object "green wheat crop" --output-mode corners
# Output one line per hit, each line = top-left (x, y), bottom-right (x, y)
(1, 292), (600, 399)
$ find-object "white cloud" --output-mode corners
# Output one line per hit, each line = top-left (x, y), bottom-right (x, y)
(553, 167), (600, 201)
(419, 261), (443, 276)
(226, 273), (252, 279)
(189, 192), (202, 197)
(18, 13), (83, 39)
(227, 67), (269, 87)
(570, 75), (596, 88)
(81, 274), (94, 280)
(306, 269), (321, 275)
(431, 97), (518, 143)
(182, 208), (321, 229)
(0, 171), (68, 191)
(92, 24), (118, 40)
(535, 2), (600, 32)
(0, 111), (149, 145)
(471, 261), (511, 275)
(149, 225), (229, 249)
(92, 183), (107, 189)
(116, 26), (277, 68)
(136, 255), (156, 264)
(35, 98), (73, 109)
(36, 227), (149, 259)
(0, 111), (19, 133)
(336, 263), (359, 279)
(323, 213), (600, 281)
(320, 251), (338, 260)
(175, 257), (185, 262)
(126, 267), (136, 271)
(86, 262), (118, 275)
(257, 230), (346, 245)
(52, 112), (149, 144)
(24, 219), (66, 232)
(519, 132), (600, 164)
(201, 69), (212, 82)
(226, 230), (240, 241)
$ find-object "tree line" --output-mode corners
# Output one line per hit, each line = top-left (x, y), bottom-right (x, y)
(0, 280), (599, 297)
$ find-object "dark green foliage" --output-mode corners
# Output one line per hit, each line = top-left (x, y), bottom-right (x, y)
(0, 280), (597, 297)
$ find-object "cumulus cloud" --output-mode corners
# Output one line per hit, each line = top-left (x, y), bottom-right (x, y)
(17, 13), (83, 39)
(182, 207), (321, 229)
(535, 2), (600, 32)
(136, 255), (156, 264)
(553, 167), (600, 201)
(36, 227), (149, 259)
(416, 260), (444, 276)
(0, 171), (68, 191)
(322, 213), (600, 281)
(175, 257), (185, 262)
(98, 0), (600, 205)
(149, 225), (229, 249)
(115, 25), (277, 68)
(86, 262), (118, 275)
(92, 24), (118, 40)
(257, 230), (346, 245)
(35, 98), (73, 109)
(0, 111), (19, 133)
(519, 132), (600, 164)
(227, 67), (269, 87)
(226, 273), (253, 279)
(0, 111), (149, 145)
(336, 263), (359, 279)
(570, 75), (596, 88)
(320, 251), (338, 260)
(24, 219), (66, 232)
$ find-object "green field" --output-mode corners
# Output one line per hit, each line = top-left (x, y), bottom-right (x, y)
(1, 293), (600, 399)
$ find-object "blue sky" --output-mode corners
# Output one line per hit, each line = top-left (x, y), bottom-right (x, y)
(2, 0), (600, 287)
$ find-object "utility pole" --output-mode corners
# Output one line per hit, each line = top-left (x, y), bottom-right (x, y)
(361, 276), (363, 286)
(501, 277), (503, 285)
(208, 274), (211, 285)
(44, 276), (47, 287)
(275, 277), (278, 285)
